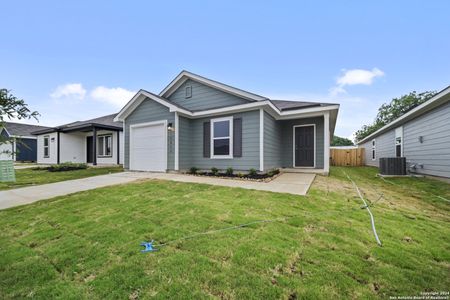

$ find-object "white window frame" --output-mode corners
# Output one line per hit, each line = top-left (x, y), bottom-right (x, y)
(43, 135), (50, 158)
(97, 134), (113, 157)
(210, 116), (233, 159)
(371, 139), (376, 161)
(395, 126), (403, 157)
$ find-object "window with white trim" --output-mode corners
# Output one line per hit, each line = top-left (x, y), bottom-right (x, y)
(98, 135), (112, 157)
(395, 126), (403, 157)
(43, 135), (49, 158)
(211, 117), (233, 158)
(371, 139), (376, 160)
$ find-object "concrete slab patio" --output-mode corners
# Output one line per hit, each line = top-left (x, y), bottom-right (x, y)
(0, 172), (315, 210)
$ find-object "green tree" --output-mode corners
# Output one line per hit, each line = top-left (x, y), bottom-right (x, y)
(331, 135), (354, 146)
(1, 89), (39, 146)
(354, 91), (436, 142)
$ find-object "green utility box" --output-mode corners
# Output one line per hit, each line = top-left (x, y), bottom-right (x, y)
(0, 160), (16, 182)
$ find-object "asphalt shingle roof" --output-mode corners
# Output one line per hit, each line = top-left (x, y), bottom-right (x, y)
(2, 122), (51, 137)
(31, 113), (123, 135)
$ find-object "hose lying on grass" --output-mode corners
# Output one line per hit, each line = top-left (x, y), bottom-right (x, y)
(345, 171), (383, 247)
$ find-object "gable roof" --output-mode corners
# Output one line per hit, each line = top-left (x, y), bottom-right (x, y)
(2, 122), (51, 138)
(356, 85), (450, 144)
(32, 113), (123, 135)
(159, 70), (268, 101)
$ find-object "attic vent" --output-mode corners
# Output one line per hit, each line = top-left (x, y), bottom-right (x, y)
(185, 85), (192, 98)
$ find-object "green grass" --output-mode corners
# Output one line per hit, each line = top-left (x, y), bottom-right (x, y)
(0, 166), (124, 191)
(0, 167), (448, 299)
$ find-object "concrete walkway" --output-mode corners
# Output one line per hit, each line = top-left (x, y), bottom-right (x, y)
(0, 172), (315, 210)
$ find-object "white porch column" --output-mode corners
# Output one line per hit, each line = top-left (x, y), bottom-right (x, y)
(324, 111), (330, 175)
(174, 112), (179, 171)
(259, 108), (264, 172)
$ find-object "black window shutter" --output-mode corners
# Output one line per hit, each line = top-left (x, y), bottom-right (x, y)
(233, 118), (242, 157)
(203, 121), (210, 157)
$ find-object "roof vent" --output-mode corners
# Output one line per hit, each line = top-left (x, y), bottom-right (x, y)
(185, 85), (192, 99)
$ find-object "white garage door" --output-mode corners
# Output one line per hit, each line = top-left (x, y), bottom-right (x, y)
(130, 122), (167, 172)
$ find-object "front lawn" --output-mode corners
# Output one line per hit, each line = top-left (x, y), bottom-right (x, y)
(0, 166), (124, 191)
(0, 167), (448, 299)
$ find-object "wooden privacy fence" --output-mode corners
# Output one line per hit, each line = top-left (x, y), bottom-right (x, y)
(330, 148), (365, 166)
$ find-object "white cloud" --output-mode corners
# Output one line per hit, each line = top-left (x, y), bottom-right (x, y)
(90, 86), (135, 108)
(50, 83), (86, 100)
(330, 68), (384, 96)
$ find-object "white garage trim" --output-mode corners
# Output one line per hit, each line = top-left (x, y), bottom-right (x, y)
(129, 120), (168, 172)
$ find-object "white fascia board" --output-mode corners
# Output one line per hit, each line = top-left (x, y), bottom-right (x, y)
(159, 70), (268, 101)
(356, 86), (450, 144)
(0, 127), (11, 138)
(116, 89), (340, 123)
(114, 90), (191, 122)
(180, 102), (338, 120)
(10, 135), (37, 139)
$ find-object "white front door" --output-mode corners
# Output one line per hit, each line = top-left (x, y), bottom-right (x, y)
(129, 121), (167, 172)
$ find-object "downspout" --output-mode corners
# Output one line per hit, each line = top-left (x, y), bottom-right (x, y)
(259, 108), (264, 172)
(57, 131), (60, 164)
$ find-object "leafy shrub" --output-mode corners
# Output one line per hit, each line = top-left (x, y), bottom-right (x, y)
(47, 162), (88, 172)
(211, 167), (219, 175)
(248, 168), (257, 177)
(237, 172), (244, 178)
(225, 167), (234, 176)
(267, 168), (280, 177)
(189, 167), (198, 174)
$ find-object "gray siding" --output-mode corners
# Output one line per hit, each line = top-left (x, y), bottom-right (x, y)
(360, 130), (395, 167)
(280, 117), (325, 169)
(403, 101), (450, 177)
(168, 79), (250, 111)
(179, 110), (260, 171)
(178, 116), (192, 170)
(124, 98), (175, 170)
(359, 101), (450, 178)
(264, 112), (282, 170)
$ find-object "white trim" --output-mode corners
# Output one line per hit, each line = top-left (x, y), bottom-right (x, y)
(159, 70), (268, 101)
(114, 90), (191, 122)
(210, 116), (233, 159)
(10, 135), (37, 140)
(293, 124), (316, 168)
(129, 120), (168, 172)
(174, 112), (179, 171)
(324, 111), (330, 174)
(395, 126), (403, 157)
(259, 109), (264, 172)
(43, 135), (50, 158)
(357, 85), (450, 144)
(371, 139), (376, 161)
(0, 127), (11, 138)
(115, 90), (340, 123)
(97, 134), (113, 157)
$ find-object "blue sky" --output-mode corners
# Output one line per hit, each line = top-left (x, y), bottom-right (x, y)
(1, 0), (449, 139)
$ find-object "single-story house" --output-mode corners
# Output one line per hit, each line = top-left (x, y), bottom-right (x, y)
(357, 85), (450, 178)
(0, 122), (51, 161)
(32, 114), (124, 165)
(114, 71), (339, 175)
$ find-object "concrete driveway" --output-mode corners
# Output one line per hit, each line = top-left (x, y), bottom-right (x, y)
(0, 172), (315, 210)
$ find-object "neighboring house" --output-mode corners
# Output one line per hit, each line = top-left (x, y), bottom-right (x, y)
(0, 122), (51, 161)
(357, 85), (450, 178)
(32, 114), (124, 165)
(114, 71), (339, 175)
